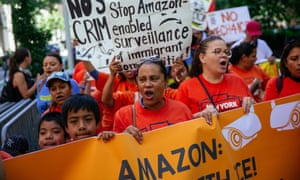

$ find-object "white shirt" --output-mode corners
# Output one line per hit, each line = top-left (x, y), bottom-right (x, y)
(231, 36), (273, 64)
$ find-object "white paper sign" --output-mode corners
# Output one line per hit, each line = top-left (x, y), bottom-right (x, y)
(206, 6), (250, 43)
(64, 0), (193, 71)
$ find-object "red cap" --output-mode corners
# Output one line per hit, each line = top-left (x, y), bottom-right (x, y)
(246, 20), (262, 36)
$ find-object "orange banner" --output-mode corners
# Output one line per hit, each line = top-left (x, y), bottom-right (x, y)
(4, 94), (300, 179)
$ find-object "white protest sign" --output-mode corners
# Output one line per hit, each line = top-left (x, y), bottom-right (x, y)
(206, 6), (250, 43)
(107, 0), (192, 70)
(64, 0), (192, 71)
(64, 0), (115, 70)
(191, 0), (212, 31)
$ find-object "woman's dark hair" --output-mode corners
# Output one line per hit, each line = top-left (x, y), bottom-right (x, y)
(9, 48), (30, 80)
(46, 53), (63, 64)
(229, 42), (257, 65)
(38, 112), (69, 138)
(62, 94), (100, 127)
(189, 36), (224, 77)
(167, 60), (189, 79)
(280, 40), (300, 77)
(136, 56), (167, 80)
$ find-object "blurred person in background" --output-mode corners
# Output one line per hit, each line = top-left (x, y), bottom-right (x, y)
(0, 48), (43, 103)
(229, 42), (270, 102)
(264, 40), (300, 100)
(231, 20), (278, 77)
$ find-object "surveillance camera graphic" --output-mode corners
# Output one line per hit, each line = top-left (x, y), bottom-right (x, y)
(270, 101), (300, 131)
(222, 107), (262, 151)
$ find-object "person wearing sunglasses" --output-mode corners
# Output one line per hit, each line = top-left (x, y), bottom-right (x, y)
(264, 40), (300, 100)
(112, 56), (193, 144)
(176, 36), (255, 120)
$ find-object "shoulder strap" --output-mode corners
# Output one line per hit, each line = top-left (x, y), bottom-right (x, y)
(276, 76), (283, 94)
(131, 104), (136, 127)
(196, 76), (217, 109)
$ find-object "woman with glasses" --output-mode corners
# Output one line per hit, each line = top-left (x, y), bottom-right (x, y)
(229, 42), (270, 102)
(112, 57), (193, 144)
(176, 36), (255, 119)
(264, 40), (300, 100)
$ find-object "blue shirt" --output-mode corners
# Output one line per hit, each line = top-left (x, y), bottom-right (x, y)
(36, 79), (80, 114)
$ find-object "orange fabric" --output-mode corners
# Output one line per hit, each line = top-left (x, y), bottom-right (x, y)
(101, 88), (178, 131)
(72, 61), (96, 87)
(229, 65), (270, 102)
(113, 98), (193, 133)
(264, 76), (300, 101)
(91, 90), (104, 133)
(94, 72), (137, 93)
(176, 73), (252, 114)
(43, 105), (61, 115)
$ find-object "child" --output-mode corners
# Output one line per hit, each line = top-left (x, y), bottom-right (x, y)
(44, 71), (73, 114)
(38, 112), (68, 149)
(62, 94), (115, 142)
(2, 135), (29, 157)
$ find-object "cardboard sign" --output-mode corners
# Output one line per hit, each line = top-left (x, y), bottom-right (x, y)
(64, 0), (193, 70)
(207, 6), (250, 43)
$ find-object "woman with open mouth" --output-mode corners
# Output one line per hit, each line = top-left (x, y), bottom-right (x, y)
(176, 36), (255, 122)
(113, 56), (193, 144)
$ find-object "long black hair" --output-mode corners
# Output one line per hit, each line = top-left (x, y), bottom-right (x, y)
(229, 41), (257, 65)
(280, 40), (300, 77)
(9, 48), (30, 80)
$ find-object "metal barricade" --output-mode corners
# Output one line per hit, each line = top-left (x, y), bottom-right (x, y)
(0, 101), (16, 114)
(1, 99), (40, 152)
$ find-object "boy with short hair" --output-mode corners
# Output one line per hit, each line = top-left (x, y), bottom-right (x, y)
(62, 94), (115, 142)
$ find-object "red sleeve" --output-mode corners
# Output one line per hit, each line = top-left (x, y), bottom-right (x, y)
(164, 88), (177, 100)
(260, 68), (271, 90)
(264, 77), (279, 101)
(113, 105), (132, 133)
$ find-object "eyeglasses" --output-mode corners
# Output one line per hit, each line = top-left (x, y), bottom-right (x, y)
(211, 48), (232, 58)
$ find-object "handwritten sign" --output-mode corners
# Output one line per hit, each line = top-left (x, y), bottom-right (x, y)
(207, 6), (250, 43)
(191, 0), (214, 31)
(64, 0), (193, 70)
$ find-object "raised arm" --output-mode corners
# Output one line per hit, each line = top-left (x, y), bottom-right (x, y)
(101, 57), (121, 107)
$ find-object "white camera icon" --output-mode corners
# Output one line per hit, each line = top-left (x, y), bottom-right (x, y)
(222, 108), (262, 151)
(270, 101), (300, 131)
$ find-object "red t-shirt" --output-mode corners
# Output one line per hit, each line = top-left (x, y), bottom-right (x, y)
(102, 88), (177, 131)
(264, 76), (300, 101)
(176, 73), (252, 114)
(113, 98), (193, 133)
(229, 65), (270, 102)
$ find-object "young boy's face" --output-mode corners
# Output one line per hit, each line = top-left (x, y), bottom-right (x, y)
(49, 80), (72, 107)
(39, 120), (66, 149)
(65, 109), (98, 141)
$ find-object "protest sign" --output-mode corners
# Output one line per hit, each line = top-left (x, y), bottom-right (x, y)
(191, 0), (215, 31)
(64, 0), (114, 70)
(4, 94), (300, 179)
(64, 0), (193, 71)
(207, 6), (250, 43)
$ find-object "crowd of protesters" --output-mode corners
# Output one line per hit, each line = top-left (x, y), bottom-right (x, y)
(0, 19), (299, 165)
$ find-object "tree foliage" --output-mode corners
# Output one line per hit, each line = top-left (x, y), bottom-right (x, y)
(1, 0), (61, 76)
(216, 0), (300, 56)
